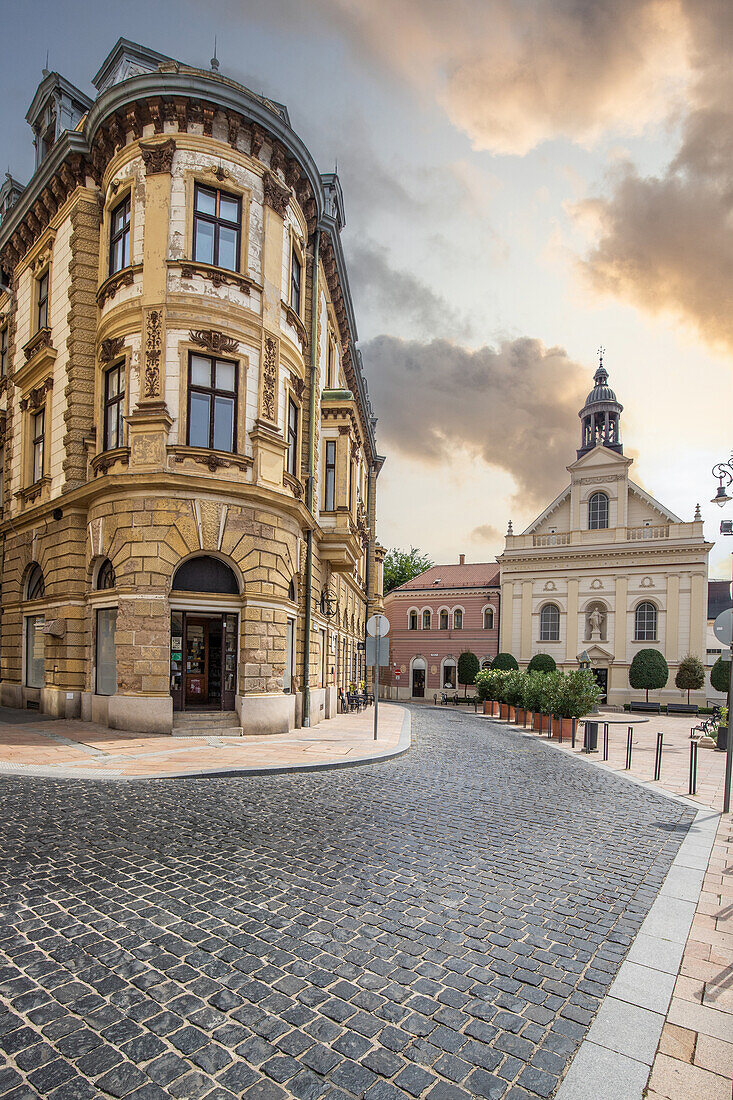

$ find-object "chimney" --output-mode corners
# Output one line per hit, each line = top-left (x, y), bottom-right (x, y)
(459, 554), (465, 566)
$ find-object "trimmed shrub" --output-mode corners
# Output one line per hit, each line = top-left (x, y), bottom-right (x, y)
(629, 648), (669, 702)
(555, 669), (602, 718)
(527, 653), (557, 674)
(492, 652), (519, 671)
(674, 654), (705, 704)
(711, 657), (730, 696)
(457, 651), (480, 696)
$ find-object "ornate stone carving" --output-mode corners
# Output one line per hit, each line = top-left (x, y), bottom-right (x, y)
(143, 309), (163, 398)
(290, 375), (305, 400)
(189, 329), (239, 355)
(262, 170), (290, 217)
(99, 336), (125, 363)
(640, 576), (655, 588)
(139, 138), (176, 175)
(543, 580), (557, 591)
(178, 262), (253, 292)
(262, 335), (278, 422)
(97, 267), (136, 306)
(23, 327), (53, 362)
(590, 577), (604, 589)
(250, 124), (264, 158)
(19, 377), (53, 411)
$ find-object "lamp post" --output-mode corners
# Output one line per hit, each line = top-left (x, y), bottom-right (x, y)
(711, 458), (733, 814)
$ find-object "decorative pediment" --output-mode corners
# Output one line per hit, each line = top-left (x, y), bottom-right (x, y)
(577, 644), (614, 663)
(189, 329), (239, 356)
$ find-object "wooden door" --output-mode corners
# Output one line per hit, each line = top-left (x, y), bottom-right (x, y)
(185, 618), (209, 705)
(412, 667), (425, 698)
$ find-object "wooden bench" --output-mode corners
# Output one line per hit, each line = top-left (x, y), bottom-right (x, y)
(629, 701), (662, 714)
(666, 703), (699, 716)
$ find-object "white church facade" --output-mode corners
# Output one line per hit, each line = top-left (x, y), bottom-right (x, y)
(497, 358), (711, 707)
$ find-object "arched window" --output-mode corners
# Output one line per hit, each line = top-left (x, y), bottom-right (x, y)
(539, 603), (560, 641)
(588, 491), (609, 530)
(442, 658), (457, 689)
(422, 609), (431, 630)
(171, 556), (239, 594)
(408, 610), (418, 630)
(481, 658), (492, 670)
(439, 609), (449, 630)
(635, 602), (657, 641)
(25, 564), (45, 600)
(453, 609), (463, 630)
(96, 559), (116, 590)
(483, 607), (494, 630)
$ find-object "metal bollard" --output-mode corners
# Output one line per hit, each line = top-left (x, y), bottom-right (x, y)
(571, 720), (576, 748)
(653, 731), (663, 781)
(689, 740), (698, 795)
(603, 723), (609, 761)
(625, 726), (633, 770)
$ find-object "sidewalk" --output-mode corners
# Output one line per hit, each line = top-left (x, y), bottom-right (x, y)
(484, 709), (733, 1099)
(0, 703), (410, 779)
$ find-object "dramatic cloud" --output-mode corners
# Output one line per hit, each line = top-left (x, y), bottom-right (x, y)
(470, 524), (503, 545)
(577, 0), (733, 352)
(321, 0), (688, 154)
(363, 335), (587, 505)
(347, 241), (471, 339)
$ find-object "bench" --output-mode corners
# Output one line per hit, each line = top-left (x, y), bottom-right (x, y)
(629, 701), (662, 714)
(666, 703), (699, 716)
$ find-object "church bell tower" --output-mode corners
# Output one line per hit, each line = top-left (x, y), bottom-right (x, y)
(577, 349), (623, 459)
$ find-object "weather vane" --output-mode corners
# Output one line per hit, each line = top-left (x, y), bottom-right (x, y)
(597, 345), (605, 368)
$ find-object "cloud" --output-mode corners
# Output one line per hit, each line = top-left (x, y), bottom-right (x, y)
(321, 0), (689, 154)
(575, 0), (733, 352)
(347, 241), (472, 339)
(470, 524), (503, 544)
(363, 335), (587, 506)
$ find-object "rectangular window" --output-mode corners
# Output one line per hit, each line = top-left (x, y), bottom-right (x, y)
(32, 409), (45, 483)
(36, 271), (49, 332)
(103, 362), (125, 451)
(287, 397), (298, 476)
(96, 608), (117, 696)
(319, 628), (327, 688)
(327, 338), (334, 388)
(193, 184), (241, 271)
(290, 249), (301, 314)
(284, 617), (295, 693)
(25, 615), (44, 688)
(187, 353), (237, 452)
(109, 195), (131, 275)
(0, 324), (7, 377)
(324, 440), (336, 510)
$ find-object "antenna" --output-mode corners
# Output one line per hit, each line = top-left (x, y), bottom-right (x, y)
(210, 37), (219, 72)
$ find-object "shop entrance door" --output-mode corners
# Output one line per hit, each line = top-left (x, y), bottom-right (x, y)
(412, 667), (425, 698)
(170, 612), (238, 711)
(592, 667), (608, 704)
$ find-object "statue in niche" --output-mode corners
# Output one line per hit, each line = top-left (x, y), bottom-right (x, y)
(587, 605), (606, 641)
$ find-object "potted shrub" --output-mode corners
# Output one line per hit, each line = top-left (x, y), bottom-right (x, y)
(554, 669), (602, 742)
(476, 669), (499, 716)
(711, 658), (730, 750)
(504, 670), (524, 723)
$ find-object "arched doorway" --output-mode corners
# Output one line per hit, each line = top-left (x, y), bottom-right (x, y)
(411, 657), (426, 699)
(170, 556), (241, 712)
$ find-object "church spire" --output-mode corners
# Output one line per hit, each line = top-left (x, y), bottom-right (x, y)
(577, 349), (623, 459)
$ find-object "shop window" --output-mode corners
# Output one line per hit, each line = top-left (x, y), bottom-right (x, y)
(96, 608), (117, 696)
(109, 194), (131, 274)
(187, 353), (236, 452)
(25, 615), (44, 688)
(442, 661), (457, 689)
(193, 183), (241, 271)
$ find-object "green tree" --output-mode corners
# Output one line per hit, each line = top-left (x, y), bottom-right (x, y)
(711, 657), (729, 695)
(629, 648), (669, 702)
(674, 654), (705, 704)
(382, 547), (434, 594)
(492, 652), (519, 671)
(457, 651), (480, 696)
(527, 653), (557, 674)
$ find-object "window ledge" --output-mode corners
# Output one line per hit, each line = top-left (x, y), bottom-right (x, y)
(169, 445), (253, 473)
(631, 638), (659, 644)
(15, 475), (51, 504)
(173, 260), (259, 294)
(91, 447), (130, 476)
(97, 265), (142, 306)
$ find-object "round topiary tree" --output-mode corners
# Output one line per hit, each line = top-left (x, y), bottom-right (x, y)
(711, 656), (729, 696)
(527, 653), (557, 674)
(492, 652), (519, 671)
(457, 651), (480, 696)
(629, 648), (669, 702)
(674, 654), (705, 704)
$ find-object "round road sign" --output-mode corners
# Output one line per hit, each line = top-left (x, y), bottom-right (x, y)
(714, 609), (733, 647)
(366, 613), (390, 637)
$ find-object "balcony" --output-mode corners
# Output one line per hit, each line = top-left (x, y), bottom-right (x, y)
(627, 525), (669, 540)
(533, 533), (570, 547)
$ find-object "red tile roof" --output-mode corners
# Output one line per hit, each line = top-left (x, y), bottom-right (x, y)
(393, 563), (500, 592)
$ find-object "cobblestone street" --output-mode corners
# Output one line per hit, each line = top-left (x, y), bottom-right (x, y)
(0, 707), (695, 1100)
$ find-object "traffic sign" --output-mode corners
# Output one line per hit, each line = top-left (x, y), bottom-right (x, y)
(713, 609), (733, 647)
(366, 613), (390, 637)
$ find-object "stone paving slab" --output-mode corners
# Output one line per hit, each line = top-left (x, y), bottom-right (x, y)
(0, 704), (408, 779)
(0, 706), (695, 1099)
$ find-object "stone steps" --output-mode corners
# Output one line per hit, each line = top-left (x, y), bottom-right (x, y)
(172, 711), (243, 738)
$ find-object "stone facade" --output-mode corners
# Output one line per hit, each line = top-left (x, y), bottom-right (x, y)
(497, 360), (711, 707)
(381, 557), (500, 700)
(0, 41), (384, 734)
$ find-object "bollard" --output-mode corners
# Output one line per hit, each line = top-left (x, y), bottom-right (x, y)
(603, 723), (609, 761)
(653, 731), (663, 781)
(689, 739), (698, 795)
(571, 719), (576, 748)
(625, 726), (633, 770)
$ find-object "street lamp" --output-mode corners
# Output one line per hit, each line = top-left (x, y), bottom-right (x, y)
(711, 457), (733, 814)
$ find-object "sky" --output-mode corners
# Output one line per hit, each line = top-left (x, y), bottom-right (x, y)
(2, 0), (732, 576)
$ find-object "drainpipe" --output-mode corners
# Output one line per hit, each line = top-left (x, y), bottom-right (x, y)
(302, 228), (320, 727)
(364, 464), (374, 686)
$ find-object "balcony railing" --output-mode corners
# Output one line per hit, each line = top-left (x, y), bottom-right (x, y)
(627, 525), (669, 540)
(533, 533), (570, 546)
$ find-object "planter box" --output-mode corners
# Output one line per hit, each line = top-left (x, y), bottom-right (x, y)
(550, 716), (578, 742)
(515, 707), (525, 725)
(499, 703), (509, 719)
(532, 712), (541, 731)
(508, 705), (516, 722)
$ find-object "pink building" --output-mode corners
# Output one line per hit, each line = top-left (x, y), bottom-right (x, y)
(382, 556), (500, 700)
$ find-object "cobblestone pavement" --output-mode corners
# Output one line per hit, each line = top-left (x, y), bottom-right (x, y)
(0, 708), (695, 1100)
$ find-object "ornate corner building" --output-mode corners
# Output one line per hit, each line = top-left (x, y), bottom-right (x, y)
(497, 357), (712, 706)
(0, 39), (385, 734)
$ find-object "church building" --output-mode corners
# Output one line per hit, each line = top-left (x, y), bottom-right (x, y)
(497, 357), (711, 707)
